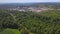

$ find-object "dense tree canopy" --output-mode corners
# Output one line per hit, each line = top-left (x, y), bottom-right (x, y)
(0, 10), (60, 34)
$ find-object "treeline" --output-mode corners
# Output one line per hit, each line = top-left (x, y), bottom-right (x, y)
(0, 10), (60, 34)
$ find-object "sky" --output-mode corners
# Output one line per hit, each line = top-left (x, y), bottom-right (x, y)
(0, 0), (60, 3)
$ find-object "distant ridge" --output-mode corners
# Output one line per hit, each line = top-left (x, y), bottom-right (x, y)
(0, 2), (60, 9)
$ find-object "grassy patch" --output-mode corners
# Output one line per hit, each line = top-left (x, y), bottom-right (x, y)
(0, 28), (20, 34)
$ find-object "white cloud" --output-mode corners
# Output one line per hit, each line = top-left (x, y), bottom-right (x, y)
(0, 0), (60, 3)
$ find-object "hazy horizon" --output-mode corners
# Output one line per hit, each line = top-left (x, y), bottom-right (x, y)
(0, 0), (60, 3)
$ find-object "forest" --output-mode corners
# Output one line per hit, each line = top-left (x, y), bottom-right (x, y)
(0, 10), (60, 34)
